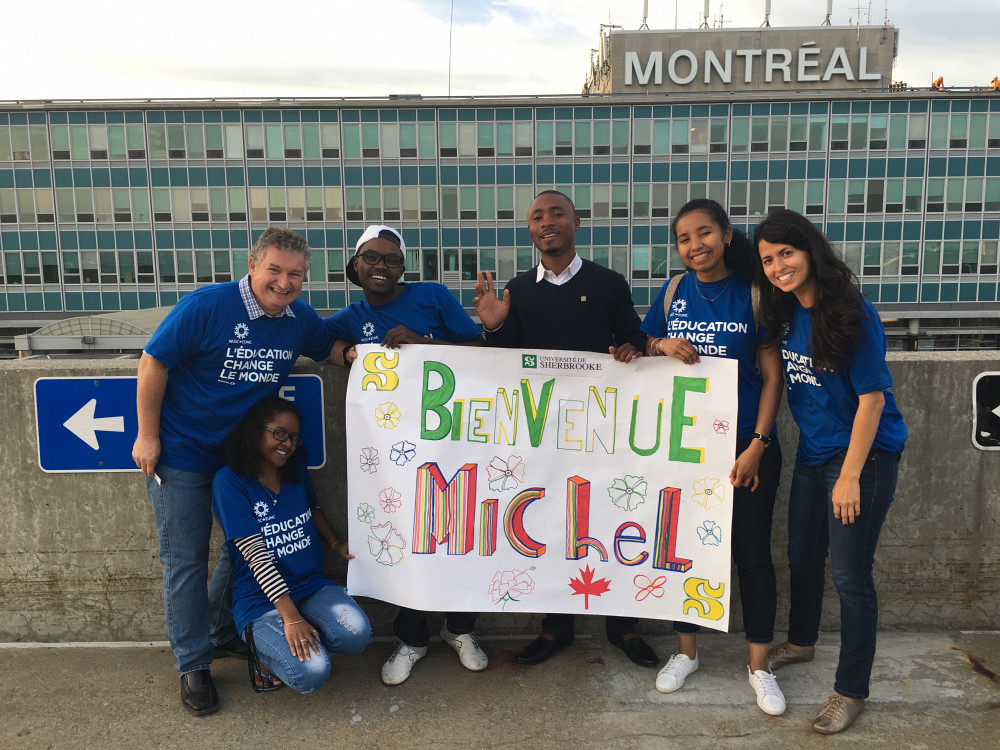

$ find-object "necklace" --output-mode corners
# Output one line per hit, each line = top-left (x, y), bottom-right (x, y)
(259, 479), (280, 505)
(694, 275), (733, 302)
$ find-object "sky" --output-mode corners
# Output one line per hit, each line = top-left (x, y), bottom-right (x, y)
(2, 1), (996, 101)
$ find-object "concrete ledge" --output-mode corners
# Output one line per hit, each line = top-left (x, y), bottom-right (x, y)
(1, 352), (998, 642)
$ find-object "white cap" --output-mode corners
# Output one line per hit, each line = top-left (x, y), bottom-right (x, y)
(355, 225), (405, 254)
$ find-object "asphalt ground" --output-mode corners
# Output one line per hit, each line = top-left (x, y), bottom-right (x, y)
(2, 630), (998, 750)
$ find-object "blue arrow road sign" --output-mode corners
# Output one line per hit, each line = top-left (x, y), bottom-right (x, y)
(34, 374), (326, 472)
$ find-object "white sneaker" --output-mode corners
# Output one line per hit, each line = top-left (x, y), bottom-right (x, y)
(381, 641), (427, 685)
(440, 625), (488, 671)
(748, 666), (787, 716)
(655, 652), (699, 693)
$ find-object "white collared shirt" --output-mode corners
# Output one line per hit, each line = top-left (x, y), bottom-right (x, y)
(535, 253), (582, 287)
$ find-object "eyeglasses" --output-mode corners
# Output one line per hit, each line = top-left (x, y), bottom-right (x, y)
(264, 427), (303, 446)
(357, 249), (404, 268)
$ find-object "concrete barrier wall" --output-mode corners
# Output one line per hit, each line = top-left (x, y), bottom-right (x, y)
(1, 352), (998, 642)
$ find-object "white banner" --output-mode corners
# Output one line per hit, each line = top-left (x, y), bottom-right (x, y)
(345, 344), (738, 631)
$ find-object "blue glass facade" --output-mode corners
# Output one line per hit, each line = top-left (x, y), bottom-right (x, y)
(1, 94), (998, 346)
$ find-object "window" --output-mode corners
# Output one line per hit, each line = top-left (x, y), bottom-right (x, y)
(907, 114), (927, 148)
(320, 124), (341, 158)
(632, 119), (651, 155)
(901, 242), (920, 274)
(379, 124), (398, 158)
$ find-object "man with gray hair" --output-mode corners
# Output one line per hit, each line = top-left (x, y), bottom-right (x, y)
(132, 227), (337, 715)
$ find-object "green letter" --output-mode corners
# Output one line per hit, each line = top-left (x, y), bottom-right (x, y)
(629, 395), (664, 456)
(520, 378), (555, 447)
(669, 376), (708, 463)
(421, 361), (455, 440)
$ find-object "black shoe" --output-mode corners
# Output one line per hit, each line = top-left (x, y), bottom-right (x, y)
(181, 669), (219, 716)
(214, 636), (249, 660)
(608, 632), (659, 667)
(516, 633), (573, 665)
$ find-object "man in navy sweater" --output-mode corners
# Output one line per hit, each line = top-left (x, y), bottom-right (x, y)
(473, 190), (659, 668)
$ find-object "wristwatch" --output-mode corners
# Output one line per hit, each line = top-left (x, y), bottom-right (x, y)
(752, 432), (772, 447)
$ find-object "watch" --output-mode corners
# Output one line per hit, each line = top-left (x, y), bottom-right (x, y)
(752, 432), (772, 447)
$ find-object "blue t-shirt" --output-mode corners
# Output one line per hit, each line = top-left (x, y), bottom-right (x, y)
(212, 465), (333, 635)
(642, 273), (770, 440)
(781, 296), (907, 465)
(144, 281), (335, 473)
(324, 283), (482, 345)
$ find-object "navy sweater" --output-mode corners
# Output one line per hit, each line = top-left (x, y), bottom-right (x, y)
(485, 259), (645, 353)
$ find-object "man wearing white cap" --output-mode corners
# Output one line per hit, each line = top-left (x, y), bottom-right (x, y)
(326, 225), (486, 685)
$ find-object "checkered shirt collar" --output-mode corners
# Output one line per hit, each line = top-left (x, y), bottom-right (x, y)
(239, 275), (296, 320)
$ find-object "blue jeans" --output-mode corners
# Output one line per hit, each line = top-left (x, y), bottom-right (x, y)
(785, 449), (900, 699)
(146, 464), (237, 674)
(246, 584), (371, 693)
(675, 437), (782, 643)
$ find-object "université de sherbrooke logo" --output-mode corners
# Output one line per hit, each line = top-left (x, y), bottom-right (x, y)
(522, 354), (537, 368)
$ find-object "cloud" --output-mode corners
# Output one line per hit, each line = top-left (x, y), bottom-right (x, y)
(1, 0), (993, 100)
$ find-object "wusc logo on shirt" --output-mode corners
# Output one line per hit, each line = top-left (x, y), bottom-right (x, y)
(253, 500), (273, 521)
(229, 321), (252, 345)
(671, 298), (688, 316)
(361, 321), (377, 342)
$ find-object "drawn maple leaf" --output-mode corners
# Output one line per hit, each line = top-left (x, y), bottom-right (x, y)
(568, 565), (612, 610)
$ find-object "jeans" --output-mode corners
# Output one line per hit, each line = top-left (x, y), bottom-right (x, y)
(675, 437), (782, 643)
(146, 464), (237, 674)
(785, 449), (899, 699)
(394, 608), (478, 648)
(246, 584), (371, 693)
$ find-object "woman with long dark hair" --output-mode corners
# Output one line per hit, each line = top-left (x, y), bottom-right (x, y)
(642, 198), (786, 715)
(755, 209), (907, 734)
(213, 396), (370, 693)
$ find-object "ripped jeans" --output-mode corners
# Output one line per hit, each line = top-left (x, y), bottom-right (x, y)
(246, 584), (371, 693)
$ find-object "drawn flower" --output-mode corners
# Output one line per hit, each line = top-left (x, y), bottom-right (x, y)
(488, 568), (536, 610)
(485, 455), (526, 492)
(692, 477), (726, 510)
(356, 502), (375, 524)
(608, 474), (648, 511)
(390, 440), (416, 467)
(713, 419), (730, 435)
(633, 574), (667, 602)
(360, 446), (379, 474)
(367, 522), (405, 567)
(374, 401), (401, 430)
(697, 520), (723, 546)
(379, 487), (402, 513)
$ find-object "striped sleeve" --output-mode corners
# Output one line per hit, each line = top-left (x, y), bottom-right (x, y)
(233, 534), (290, 604)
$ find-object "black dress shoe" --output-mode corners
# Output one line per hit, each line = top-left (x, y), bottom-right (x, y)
(608, 632), (659, 667)
(516, 633), (574, 665)
(181, 669), (219, 716)
(214, 636), (249, 660)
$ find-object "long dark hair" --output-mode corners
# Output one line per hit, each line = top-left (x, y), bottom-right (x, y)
(753, 209), (865, 371)
(671, 198), (754, 284)
(220, 396), (306, 483)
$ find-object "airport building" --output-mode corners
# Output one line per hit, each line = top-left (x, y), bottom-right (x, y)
(2, 24), (999, 352)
